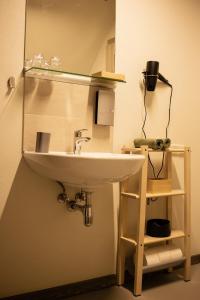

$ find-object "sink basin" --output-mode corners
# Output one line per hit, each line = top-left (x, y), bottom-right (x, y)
(24, 151), (145, 188)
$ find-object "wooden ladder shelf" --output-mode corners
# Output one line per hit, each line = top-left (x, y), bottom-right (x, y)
(117, 146), (191, 296)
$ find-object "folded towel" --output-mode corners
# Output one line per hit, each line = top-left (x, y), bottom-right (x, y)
(163, 138), (171, 149)
(134, 138), (171, 150)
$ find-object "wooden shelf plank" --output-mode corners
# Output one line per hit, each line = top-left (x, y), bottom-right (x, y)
(121, 192), (139, 199)
(146, 189), (185, 198)
(144, 230), (185, 245)
(120, 236), (137, 246)
(122, 147), (185, 153)
(121, 189), (185, 199)
(121, 230), (185, 247)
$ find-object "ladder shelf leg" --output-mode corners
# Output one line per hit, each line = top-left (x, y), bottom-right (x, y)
(134, 146), (148, 296)
(117, 179), (129, 285)
(184, 147), (191, 281)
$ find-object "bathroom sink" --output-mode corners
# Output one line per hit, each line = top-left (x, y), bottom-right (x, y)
(24, 151), (145, 188)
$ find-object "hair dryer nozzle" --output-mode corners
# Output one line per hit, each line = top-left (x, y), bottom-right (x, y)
(158, 73), (172, 87)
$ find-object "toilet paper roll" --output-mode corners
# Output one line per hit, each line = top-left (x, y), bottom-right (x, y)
(144, 245), (183, 266)
(169, 248), (183, 260)
(158, 249), (171, 263)
(144, 252), (160, 266)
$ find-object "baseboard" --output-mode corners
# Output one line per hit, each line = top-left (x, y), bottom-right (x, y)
(2, 255), (200, 300)
(191, 254), (200, 265)
(175, 254), (200, 269)
(1, 274), (117, 300)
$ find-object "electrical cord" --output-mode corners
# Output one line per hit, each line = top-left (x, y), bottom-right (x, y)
(142, 83), (173, 178)
(142, 80), (147, 139)
(148, 153), (156, 178)
(166, 85), (173, 138)
(141, 83), (157, 177)
(156, 151), (165, 178)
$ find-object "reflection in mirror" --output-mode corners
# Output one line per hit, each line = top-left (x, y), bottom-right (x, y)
(25, 0), (115, 75)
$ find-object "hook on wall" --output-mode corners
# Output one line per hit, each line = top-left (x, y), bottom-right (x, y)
(7, 76), (16, 89)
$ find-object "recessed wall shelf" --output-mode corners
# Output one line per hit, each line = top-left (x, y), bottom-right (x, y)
(24, 67), (126, 88)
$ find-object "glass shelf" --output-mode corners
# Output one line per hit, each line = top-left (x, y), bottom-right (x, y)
(24, 67), (126, 88)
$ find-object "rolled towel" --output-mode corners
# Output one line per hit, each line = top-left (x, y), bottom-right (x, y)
(134, 138), (171, 150)
(163, 138), (171, 149)
(134, 138), (164, 150)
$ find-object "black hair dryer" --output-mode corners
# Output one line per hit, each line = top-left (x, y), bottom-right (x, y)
(143, 61), (172, 91)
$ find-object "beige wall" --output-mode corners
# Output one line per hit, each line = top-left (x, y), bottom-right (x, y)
(26, 0), (115, 74)
(1, 0), (200, 297)
(0, 79), (115, 299)
(114, 0), (200, 255)
(0, 162), (115, 297)
(0, 0), (26, 218)
(0, 5), (115, 296)
(0, 77), (115, 297)
(24, 79), (113, 153)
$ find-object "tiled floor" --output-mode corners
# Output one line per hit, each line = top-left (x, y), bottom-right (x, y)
(66, 264), (200, 300)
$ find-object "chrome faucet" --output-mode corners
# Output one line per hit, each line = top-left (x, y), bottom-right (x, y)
(74, 129), (91, 154)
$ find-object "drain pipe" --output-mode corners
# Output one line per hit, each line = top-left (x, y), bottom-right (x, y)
(56, 181), (93, 226)
(84, 192), (93, 226)
(75, 191), (93, 226)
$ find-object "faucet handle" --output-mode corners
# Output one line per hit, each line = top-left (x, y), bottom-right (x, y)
(74, 129), (88, 138)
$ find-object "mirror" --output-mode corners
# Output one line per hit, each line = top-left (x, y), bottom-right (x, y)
(25, 0), (115, 75)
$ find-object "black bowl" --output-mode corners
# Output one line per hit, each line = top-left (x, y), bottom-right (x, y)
(146, 219), (171, 237)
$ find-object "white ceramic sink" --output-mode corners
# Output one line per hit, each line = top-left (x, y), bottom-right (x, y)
(24, 151), (145, 188)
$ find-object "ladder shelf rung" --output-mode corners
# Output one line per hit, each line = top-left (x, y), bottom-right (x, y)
(121, 230), (185, 246)
(121, 189), (185, 199)
(120, 236), (137, 246)
(121, 192), (139, 199)
(146, 189), (185, 198)
(122, 147), (186, 153)
(144, 230), (185, 245)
